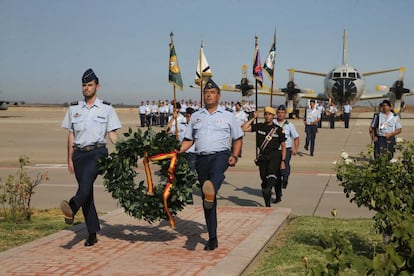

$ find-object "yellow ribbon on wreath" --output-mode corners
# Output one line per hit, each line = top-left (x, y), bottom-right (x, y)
(143, 151), (178, 228)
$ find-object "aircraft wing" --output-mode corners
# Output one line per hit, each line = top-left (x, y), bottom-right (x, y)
(294, 69), (326, 77)
(300, 92), (329, 101)
(219, 84), (286, 96)
(359, 92), (388, 100)
(362, 68), (400, 77)
(253, 88), (285, 97)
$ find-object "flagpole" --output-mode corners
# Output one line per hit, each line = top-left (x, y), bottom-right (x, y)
(170, 32), (179, 139)
(269, 31), (276, 107)
(199, 41), (203, 107)
(254, 36), (259, 124)
(254, 36), (259, 160)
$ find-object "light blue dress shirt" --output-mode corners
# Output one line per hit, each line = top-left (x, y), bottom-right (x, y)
(274, 119), (299, 148)
(61, 98), (122, 148)
(305, 107), (321, 125)
(377, 112), (401, 137)
(184, 106), (244, 154)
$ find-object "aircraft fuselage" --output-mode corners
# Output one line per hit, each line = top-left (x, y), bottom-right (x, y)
(0, 101), (8, 111)
(324, 64), (365, 106)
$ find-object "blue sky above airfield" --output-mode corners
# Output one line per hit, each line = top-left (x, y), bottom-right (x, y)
(0, 0), (413, 106)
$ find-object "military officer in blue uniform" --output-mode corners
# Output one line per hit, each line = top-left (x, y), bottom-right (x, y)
(343, 102), (352, 128)
(273, 105), (299, 202)
(60, 69), (122, 247)
(303, 99), (320, 156)
(372, 100), (402, 160)
(180, 79), (244, 251)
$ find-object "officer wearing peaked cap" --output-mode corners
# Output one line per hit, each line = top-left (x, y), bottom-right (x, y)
(180, 78), (244, 251)
(61, 68), (122, 247)
(273, 105), (299, 203)
(372, 99), (402, 160)
(204, 78), (220, 91)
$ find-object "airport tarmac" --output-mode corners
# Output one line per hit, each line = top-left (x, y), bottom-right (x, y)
(2, 106), (413, 218)
(1, 106), (412, 275)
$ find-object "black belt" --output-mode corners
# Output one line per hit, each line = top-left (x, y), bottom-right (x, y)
(197, 150), (227, 156)
(74, 143), (106, 152)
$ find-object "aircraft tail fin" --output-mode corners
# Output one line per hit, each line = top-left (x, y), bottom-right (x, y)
(342, 29), (348, 65)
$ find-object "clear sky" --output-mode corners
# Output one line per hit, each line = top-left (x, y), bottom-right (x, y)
(1, 0), (413, 106)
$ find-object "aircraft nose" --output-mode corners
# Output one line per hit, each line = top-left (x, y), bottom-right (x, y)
(332, 79), (357, 103)
(332, 79), (356, 95)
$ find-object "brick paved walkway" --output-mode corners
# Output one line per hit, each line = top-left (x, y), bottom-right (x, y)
(0, 206), (290, 275)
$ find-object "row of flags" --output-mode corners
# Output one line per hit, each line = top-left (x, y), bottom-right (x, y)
(169, 32), (276, 91)
(253, 32), (277, 88)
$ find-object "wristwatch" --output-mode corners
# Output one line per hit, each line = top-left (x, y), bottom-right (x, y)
(232, 155), (238, 162)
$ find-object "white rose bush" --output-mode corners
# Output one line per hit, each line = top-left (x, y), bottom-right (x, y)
(331, 141), (414, 274)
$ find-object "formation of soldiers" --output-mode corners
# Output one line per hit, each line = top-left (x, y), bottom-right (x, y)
(138, 99), (257, 127)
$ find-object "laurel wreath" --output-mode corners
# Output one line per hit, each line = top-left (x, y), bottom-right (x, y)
(99, 127), (198, 225)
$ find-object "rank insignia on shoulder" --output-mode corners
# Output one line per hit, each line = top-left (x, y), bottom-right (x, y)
(70, 101), (79, 106)
(102, 100), (111, 105)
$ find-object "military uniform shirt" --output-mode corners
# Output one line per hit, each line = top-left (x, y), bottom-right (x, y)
(170, 114), (195, 153)
(139, 105), (146, 114)
(377, 112), (401, 137)
(252, 123), (286, 154)
(184, 105), (244, 154)
(304, 107), (320, 125)
(328, 105), (338, 114)
(343, 104), (352, 113)
(274, 120), (299, 148)
(61, 98), (122, 148)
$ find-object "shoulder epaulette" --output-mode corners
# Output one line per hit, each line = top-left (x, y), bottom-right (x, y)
(70, 101), (79, 106)
(102, 100), (111, 105)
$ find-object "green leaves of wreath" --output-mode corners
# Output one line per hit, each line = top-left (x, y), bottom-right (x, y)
(98, 127), (198, 224)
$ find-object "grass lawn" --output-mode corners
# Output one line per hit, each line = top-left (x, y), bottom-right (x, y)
(247, 216), (381, 275)
(0, 208), (84, 253)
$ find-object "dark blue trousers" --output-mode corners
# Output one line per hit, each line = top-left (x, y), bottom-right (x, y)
(280, 148), (292, 179)
(377, 136), (395, 161)
(343, 113), (350, 128)
(276, 148), (292, 197)
(71, 147), (107, 234)
(139, 114), (146, 127)
(329, 114), (335, 129)
(195, 151), (230, 239)
(305, 125), (317, 155)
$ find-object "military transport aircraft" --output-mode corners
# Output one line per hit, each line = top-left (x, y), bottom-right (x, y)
(192, 30), (412, 116)
(282, 29), (413, 114)
(0, 101), (9, 110)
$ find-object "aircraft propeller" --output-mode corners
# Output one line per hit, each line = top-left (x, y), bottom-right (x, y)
(235, 77), (254, 97)
(282, 69), (314, 114)
(376, 67), (414, 112)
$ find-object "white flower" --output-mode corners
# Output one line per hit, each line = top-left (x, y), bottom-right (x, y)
(390, 158), (398, 163)
(332, 161), (337, 165)
(396, 137), (404, 143)
(345, 158), (353, 164)
(341, 152), (349, 159)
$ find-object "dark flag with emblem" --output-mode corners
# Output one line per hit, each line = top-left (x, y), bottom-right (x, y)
(169, 33), (183, 90)
(263, 32), (276, 81)
(252, 38), (263, 88)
